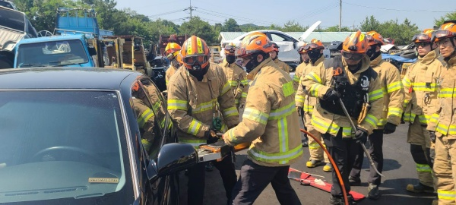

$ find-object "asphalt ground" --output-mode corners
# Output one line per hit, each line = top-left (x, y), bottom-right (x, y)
(178, 122), (437, 205)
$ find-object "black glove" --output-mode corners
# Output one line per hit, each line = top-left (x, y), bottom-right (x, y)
(383, 122), (397, 134)
(355, 127), (368, 144)
(296, 106), (304, 117)
(429, 131), (436, 144)
(322, 88), (339, 102)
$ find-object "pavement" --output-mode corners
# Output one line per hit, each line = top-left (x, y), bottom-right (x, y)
(178, 123), (436, 205)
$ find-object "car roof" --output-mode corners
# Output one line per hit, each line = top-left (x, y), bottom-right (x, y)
(16, 34), (86, 45)
(0, 68), (142, 90)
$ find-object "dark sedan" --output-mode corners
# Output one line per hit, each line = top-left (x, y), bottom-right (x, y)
(0, 68), (197, 204)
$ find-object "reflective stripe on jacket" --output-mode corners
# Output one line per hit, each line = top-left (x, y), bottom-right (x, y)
(370, 55), (404, 127)
(219, 59), (249, 111)
(402, 50), (444, 125)
(428, 56), (456, 139)
(293, 62), (309, 90)
(167, 63), (240, 147)
(302, 55), (384, 136)
(224, 58), (303, 167)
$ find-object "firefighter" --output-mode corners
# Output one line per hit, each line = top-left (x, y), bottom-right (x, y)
(295, 44), (310, 147)
(402, 28), (444, 194)
(219, 43), (249, 113)
(222, 32), (303, 205)
(131, 81), (156, 152)
(427, 21), (456, 205)
(302, 31), (384, 204)
(167, 36), (239, 205)
(270, 42), (291, 73)
(165, 42), (182, 85)
(349, 31), (404, 200)
(294, 43), (309, 89)
(296, 40), (331, 172)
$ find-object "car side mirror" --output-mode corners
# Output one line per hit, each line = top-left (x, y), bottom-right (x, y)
(147, 143), (197, 182)
(88, 47), (97, 56)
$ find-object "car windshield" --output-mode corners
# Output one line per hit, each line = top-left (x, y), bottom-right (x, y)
(0, 91), (133, 204)
(17, 40), (89, 67)
(0, 2), (14, 10)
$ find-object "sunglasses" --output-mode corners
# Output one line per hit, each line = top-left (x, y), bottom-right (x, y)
(415, 42), (430, 48)
(183, 55), (208, 65)
(341, 50), (364, 61)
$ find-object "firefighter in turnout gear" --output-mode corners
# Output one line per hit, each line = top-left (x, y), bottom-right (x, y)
(296, 39), (331, 172)
(167, 36), (239, 205)
(402, 28), (444, 194)
(219, 43), (249, 113)
(270, 42), (291, 73)
(165, 42), (182, 86)
(295, 43), (310, 147)
(349, 31), (404, 200)
(427, 21), (456, 205)
(302, 31), (384, 205)
(223, 32), (303, 205)
(293, 43), (310, 89)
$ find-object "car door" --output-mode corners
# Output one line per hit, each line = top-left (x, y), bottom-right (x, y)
(268, 32), (300, 62)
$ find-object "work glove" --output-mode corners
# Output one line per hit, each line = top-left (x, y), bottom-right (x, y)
(296, 106), (304, 117)
(429, 131), (436, 144)
(322, 88), (339, 102)
(383, 122), (397, 134)
(355, 127), (368, 144)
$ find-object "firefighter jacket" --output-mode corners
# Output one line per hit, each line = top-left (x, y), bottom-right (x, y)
(224, 57), (303, 167)
(370, 55), (404, 127)
(219, 59), (249, 111)
(427, 55), (456, 139)
(167, 63), (240, 147)
(402, 50), (444, 125)
(295, 57), (324, 114)
(302, 55), (384, 136)
(165, 64), (178, 85)
(293, 62), (309, 90)
(273, 58), (290, 73)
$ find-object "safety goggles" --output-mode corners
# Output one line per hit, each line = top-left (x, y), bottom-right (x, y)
(303, 43), (322, 51)
(412, 34), (431, 43)
(433, 30), (456, 42)
(341, 50), (364, 61)
(297, 46), (307, 54)
(183, 55), (208, 66)
(414, 42), (431, 48)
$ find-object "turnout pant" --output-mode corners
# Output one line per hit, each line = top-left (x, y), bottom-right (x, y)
(350, 129), (384, 185)
(305, 113), (329, 163)
(323, 129), (359, 197)
(407, 117), (434, 187)
(187, 153), (237, 205)
(231, 159), (301, 205)
(434, 136), (456, 205)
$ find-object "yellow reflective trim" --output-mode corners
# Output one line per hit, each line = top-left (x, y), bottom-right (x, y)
(296, 95), (305, 103)
(278, 117), (289, 164)
(416, 163), (432, 172)
(179, 138), (207, 148)
(223, 107), (239, 118)
(328, 123), (340, 136)
(364, 114), (379, 127)
(221, 82), (231, 95)
(303, 105), (314, 113)
(138, 108), (154, 128)
(403, 113), (416, 123)
(342, 127), (353, 138)
(387, 81), (402, 93)
(377, 119), (387, 126)
(193, 99), (216, 114)
(419, 115), (429, 124)
(248, 144), (303, 163)
(310, 84), (321, 97)
(228, 80), (238, 87)
(311, 117), (331, 133)
(387, 107), (402, 117)
(430, 113), (439, 124)
(196, 37), (203, 54)
(187, 119), (203, 135)
(402, 77), (411, 88)
(243, 108), (269, 125)
(269, 102), (295, 120)
(168, 99), (188, 110)
(439, 88), (456, 98)
(308, 142), (321, 149)
(293, 75), (300, 82)
(369, 89), (383, 101)
(283, 81), (295, 97)
(306, 72), (322, 84)
(438, 190), (456, 201)
(436, 123), (449, 135)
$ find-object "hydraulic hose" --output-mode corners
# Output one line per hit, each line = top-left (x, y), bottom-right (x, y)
(300, 129), (349, 205)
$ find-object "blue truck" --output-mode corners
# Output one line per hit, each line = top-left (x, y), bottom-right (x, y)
(14, 8), (109, 68)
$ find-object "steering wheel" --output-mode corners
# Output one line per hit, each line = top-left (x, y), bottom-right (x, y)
(31, 146), (108, 167)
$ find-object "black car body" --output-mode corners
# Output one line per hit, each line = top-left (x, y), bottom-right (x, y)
(0, 68), (197, 204)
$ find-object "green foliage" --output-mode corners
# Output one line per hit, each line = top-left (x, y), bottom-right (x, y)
(222, 18), (241, 32)
(359, 16), (420, 45)
(180, 16), (217, 45)
(435, 11), (456, 27)
(282, 21), (307, 32)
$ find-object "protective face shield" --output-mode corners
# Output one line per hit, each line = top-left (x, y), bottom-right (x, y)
(366, 45), (380, 60)
(226, 55), (236, 64)
(308, 49), (322, 64)
(243, 53), (268, 73)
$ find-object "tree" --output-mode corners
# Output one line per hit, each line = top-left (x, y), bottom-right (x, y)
(323, 25), (352, 32)
(360, 15), (381, 32)
(282, 20), (305, 32)
(435, 11), (456, 27)
(222, 18), (241, 32)
(180, 16), (217, 45)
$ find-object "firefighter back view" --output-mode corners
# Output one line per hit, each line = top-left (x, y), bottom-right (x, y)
(427, 21), (456, 205)
(302, 31), (384, 205)
(167, 35), (239, 205)
(164, 42), (182, 86)
(219, 43), (249, 113)
(296, 39), (331, 172)
(402, 29), (444, 194)
(223, 32), (303, 205)
(270, 42), (291, 73)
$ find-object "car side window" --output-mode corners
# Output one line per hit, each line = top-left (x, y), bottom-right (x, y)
(270, 33), (287, 42)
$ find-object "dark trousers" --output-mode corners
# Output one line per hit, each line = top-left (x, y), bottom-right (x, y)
(323, 129), (359, 196)
(231, 159), (301, 205)
(350, 129), (384, 185)
(187, 154), (237, 205)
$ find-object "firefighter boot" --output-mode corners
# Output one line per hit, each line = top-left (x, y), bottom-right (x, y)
(367, 183), (381, 200)
(323, 163), (333, 172)
(330, 194), (356, 205)
(406, 183), (434, 193)
(306, 159), (321, 168)
(349, 176), (361, 186)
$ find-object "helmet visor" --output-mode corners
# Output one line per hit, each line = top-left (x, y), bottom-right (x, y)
(433, 30), (455, 42)
(303, 43), (322, 51)
(298, 46), (307, 54)
(412, 34), (431, 42)
(183, 55), (208, 66)
(341, 50), (364, 61)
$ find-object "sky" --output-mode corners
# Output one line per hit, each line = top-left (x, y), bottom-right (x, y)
(115, 0), (455, 30)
